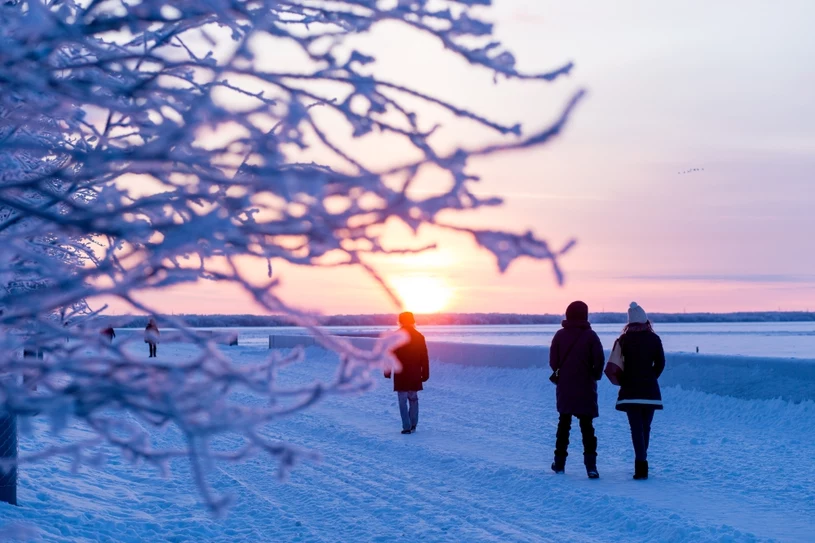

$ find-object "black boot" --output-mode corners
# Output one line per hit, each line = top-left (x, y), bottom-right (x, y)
(585, 455), (599, 479)
(633, 460), (648, 480)
(551, 455), (566, 474)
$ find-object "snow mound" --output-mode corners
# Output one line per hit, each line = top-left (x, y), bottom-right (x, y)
(305, 335), (815, 403)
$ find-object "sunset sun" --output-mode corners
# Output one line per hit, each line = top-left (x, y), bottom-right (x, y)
(391, 275), (453, 314)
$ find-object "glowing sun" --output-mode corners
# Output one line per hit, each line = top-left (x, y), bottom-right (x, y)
(391, 275), (452, 314)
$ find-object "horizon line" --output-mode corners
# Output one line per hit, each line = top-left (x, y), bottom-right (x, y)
(102, 310), (815, 317)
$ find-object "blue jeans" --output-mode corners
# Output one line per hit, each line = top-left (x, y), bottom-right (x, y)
(626, 406), (656, 462)
(397, 391), (419, 431)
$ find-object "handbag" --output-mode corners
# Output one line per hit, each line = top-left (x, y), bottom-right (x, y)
(604, 338), (625, 386)
(550, 329), (587, 385)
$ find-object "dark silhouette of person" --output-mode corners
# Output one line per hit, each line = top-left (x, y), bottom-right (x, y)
(22, 346), (41, 391)
(611, 302), (665, 480)
(549, 301), (605, 478)
(101, 327), (116, 344)
(385, 312), (429, 434)
(144, 318), (160, 358)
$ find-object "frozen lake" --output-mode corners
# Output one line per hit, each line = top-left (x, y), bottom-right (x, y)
(222, 322), (815, 359)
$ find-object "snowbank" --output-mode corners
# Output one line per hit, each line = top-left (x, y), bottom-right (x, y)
(268, 334), (317, 349)
(661, 352), (815, 403)
(268, 334), (549, 368)
(269, 335), (815, 402)
(109, 329), (239, 346)
(352, 337), (549, 369)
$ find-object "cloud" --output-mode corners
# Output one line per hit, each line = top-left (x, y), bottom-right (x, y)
(617, 274), (815, 284)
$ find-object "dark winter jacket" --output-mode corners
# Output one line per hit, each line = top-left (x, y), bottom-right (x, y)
(144, 323), (160, 344)
(387, 327), (429, 392)
(549, 320), (605, 418)
(615, 329), (665, 411)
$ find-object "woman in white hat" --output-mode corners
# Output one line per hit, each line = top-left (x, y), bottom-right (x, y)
(606, 302), (665, 480)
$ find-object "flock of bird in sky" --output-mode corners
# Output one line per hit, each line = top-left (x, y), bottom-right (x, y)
(678, 168), (705, 175)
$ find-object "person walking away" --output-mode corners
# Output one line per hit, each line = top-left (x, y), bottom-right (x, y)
(101, 326), (116, 344)
(549, 301), (605, 478)
(385, 312), (429, 434)
(144, 318), (160, 358)
(608, 302), (666, 480)
(22, 346), (41, 391)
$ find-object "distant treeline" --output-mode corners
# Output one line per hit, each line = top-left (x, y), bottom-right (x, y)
(106, 312), (815, 328)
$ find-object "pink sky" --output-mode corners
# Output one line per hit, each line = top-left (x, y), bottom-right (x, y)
(105, 1), (815, 316)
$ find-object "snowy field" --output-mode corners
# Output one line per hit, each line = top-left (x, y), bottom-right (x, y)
(2, 342), (815, 542)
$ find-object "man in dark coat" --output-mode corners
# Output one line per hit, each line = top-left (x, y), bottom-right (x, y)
(549, 301), (605, 478)
(385, 312), (429, 434)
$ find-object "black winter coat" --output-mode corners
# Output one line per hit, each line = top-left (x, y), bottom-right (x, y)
(615, 330), (665, 411)
(144, 323), (160, 344)
(549, 320), (605, 418)
(387, 327), (429, 392)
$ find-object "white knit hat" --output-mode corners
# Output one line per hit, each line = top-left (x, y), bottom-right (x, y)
(628, 302), (648, 324)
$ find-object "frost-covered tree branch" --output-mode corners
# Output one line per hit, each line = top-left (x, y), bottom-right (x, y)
(0, 0), (582, 514)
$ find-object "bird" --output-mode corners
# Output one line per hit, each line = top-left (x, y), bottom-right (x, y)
(678, 168), (705, 175)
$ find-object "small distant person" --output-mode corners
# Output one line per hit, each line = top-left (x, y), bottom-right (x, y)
(101, 326), (116, 344)
(608, 302), (666, 480)
(385, 312), (429, 435)
(22, 347), (42, 391)
(145, 318), (160, 358)
(549, 301), (604, 479)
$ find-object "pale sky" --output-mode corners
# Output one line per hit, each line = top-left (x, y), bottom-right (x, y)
(108, 0), (815, 316)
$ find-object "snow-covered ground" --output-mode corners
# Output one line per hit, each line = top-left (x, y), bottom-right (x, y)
(2, 343), (814, 542)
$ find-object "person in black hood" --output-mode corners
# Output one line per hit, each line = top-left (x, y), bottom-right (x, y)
(549, 301), (605, 478)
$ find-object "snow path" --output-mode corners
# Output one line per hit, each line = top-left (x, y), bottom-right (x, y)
(2, 345), (814, 542)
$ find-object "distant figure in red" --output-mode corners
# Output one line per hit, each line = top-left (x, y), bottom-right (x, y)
(144, 318), (160, 358)
(385, 312), (429, 434)
(101, 326), (116, 344)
